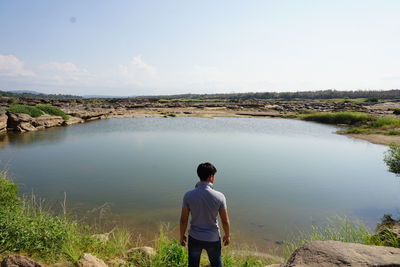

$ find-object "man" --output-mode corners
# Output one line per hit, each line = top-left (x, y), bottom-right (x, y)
(179, 162), (231, 267)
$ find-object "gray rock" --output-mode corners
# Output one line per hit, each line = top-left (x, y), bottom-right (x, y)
(283, 240), (400, 267)
(79, 253), (108, 267)
(63, 116), (84, 126)
(127, 246), (156, 259)
(17, 122), (37, 132)
(1, 255), (43, 267)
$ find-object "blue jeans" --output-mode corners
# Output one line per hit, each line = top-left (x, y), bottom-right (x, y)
(188, 235), (222, 267)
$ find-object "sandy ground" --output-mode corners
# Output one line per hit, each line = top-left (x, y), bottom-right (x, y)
(343, 133), (400, 146)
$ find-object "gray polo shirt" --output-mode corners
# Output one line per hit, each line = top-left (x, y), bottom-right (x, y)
(182, 181), (227, 242)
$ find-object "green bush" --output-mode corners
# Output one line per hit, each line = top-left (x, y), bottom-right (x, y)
(7, 104), (44, 117)
(370, 117), (400, 129)
(387, 130), (400, 136)
(36, 104), (69, 120)
(365, 97), (379, 103)
(303, 112), (373, 125)
(384, 143), (400, 175)
(151, 225), (187, 267)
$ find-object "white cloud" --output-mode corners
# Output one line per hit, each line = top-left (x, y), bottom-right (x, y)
(0, 54), (34, 76)
(39, 62), (90, 83)
(118, 56), (158, 86)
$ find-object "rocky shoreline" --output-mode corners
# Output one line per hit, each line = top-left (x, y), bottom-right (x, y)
(2, 240), (400, 267)
(1, 97), (400, 145)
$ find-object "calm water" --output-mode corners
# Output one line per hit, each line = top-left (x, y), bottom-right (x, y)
(0, 117), (399, 249)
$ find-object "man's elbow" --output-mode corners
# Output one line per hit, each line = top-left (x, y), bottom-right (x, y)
(222, 219), (230, 227)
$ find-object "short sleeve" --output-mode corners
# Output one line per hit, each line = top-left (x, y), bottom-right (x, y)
(182, 193), (189, 209)
(219, 194), (227, 210)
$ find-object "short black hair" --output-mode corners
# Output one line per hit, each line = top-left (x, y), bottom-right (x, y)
(197, 162), (217, 181)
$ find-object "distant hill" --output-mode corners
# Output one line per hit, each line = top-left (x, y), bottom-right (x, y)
(7, 90), (44, 95)
(82, 95), (134, 99)
(144, 89), (400, 100)
(0, 90), (82, 99)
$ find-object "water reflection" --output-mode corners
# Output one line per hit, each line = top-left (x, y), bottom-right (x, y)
(1, 128), (67, 148)
(0, 117), (399, 249)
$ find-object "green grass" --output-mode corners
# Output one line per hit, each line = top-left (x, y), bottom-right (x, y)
(159, 98), (225, 103)
(370, 117), (400, 129)
(303, 112), (373, 125)
(283, 217), (373, 259)
(0, 172), (131, 263)
(324, 98), (368, 103)
(6, 105), (44, 118)
(0, 173), (280, 266)
(36, 104), (69, 120)
(7, 104), (69, 120)
(284, 216), (400, 260)
(341, 117), (400, 135)
(301, 111), (400, 135)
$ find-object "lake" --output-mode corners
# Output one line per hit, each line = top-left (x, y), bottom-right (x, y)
(0, 117), (399, 250)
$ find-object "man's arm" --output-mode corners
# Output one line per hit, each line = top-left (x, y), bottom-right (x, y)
(219, 209), (231, 246)
(179, 207), (190, 246)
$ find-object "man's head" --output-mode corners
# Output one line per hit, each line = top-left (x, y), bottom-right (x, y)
(197, 162), (217, 182)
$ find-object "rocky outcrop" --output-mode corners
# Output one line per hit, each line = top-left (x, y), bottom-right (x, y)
(67, 108), (114, 121)
(79, 253), (108, 267)
(282, 240), (400, 267)
(7, 112), (67, 132)
(0, 109), (8, 133)
(32, 114), (64, 129)
(64, 116), (84, 125)
(7, 113), (36, 133)
(1, 255), (43, 267)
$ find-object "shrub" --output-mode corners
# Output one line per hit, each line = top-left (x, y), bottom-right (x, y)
(303, 112), (373, 125)
(7, 104), (44, 117)
(365, 97), (379, 103)
(384, 143), (400, 175)
(393, 109), (400, 115)
(370, 117), (400, 129)
(151, 225), (187, 267)
(387, 130), (400, 136)
(36, 104), (69, 120)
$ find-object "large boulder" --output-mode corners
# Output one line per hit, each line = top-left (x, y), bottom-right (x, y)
(32, 114), (64, 129)
(6, 112), (36, 132)
(127, 246), (156, 260)
(79, 253), (108, 267)
(1, 255), (42, 267)
(283, 240), (400, 267)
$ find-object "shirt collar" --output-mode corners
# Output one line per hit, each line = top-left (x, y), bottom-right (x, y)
(195, 181), (214, 189)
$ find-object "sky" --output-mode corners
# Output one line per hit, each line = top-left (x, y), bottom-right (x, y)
(0, 0), (399, 96)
